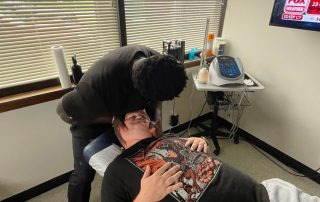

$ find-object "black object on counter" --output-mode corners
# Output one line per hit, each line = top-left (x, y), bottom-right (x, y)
(71, 55), (83, 84)
(163, 40), (185, 63)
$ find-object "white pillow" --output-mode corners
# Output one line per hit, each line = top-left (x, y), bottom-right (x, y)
(88, 144), (122, 176)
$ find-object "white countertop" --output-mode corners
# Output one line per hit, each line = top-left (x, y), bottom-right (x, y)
(192, 72), (264, 92)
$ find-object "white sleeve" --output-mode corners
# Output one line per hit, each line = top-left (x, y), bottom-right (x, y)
(262, 178), (320, 202)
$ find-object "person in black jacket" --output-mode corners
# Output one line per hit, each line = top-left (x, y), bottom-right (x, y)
(56, 45), (187, 202)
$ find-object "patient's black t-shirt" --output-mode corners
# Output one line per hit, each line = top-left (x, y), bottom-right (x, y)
(61, 45), (159, 123)
(102, 136), (270, 202)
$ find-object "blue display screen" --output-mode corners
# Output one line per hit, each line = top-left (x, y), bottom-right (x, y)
(217, 57), (241, 79)
(270, 0), (320, 32)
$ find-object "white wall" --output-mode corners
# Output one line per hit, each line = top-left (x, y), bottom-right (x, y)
(0, 67), (209, 200)
(0, 101), (73, 200)
(221, 0), (320, 169)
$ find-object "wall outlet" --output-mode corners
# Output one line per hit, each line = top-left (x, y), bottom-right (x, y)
(169, 114), (179, 126)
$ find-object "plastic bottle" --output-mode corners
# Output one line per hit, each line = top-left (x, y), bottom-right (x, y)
(213, 38), (226, 56)
(71, 55), (83, 84)
(206, 33), (214, 57)
(198, 67), (209, 83)
(189, 48), (199, 60)
(217, 39), (226, 56)
(189, 48), (196, 60)
(212, 38), (219, 56)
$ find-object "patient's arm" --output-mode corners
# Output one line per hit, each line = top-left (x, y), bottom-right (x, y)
(134, 162), (183, 202)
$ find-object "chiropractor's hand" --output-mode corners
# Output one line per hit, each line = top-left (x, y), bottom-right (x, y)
(183, 137), (209, 153)
(134, 162), (183, 202)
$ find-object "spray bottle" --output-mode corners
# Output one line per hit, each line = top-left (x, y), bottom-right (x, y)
(71, 54), (83, 84)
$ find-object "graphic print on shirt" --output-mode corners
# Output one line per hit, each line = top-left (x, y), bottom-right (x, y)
(126, 136), (222, 202)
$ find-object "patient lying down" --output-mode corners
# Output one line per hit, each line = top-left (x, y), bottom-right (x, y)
(101, 110), (320, 202)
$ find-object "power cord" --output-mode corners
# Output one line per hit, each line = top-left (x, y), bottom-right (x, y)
(173, 98), (175, 114)
(198, 92), (208, 118)
(180, 92), (207, 137)
(248, 140), (320, 178)
(168, 98), (177, 134)
(187, 82), (196, 136)
(229, 86), (249, 139)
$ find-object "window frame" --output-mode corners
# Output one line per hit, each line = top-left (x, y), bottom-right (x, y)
(0, 0), (228, 111)
(0, 0), (122, 97)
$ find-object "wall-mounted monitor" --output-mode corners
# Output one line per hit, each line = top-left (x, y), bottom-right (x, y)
(270, 0), (320, 32)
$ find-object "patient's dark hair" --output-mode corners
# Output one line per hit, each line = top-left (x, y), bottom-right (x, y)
(113, 115), (126, 146)
(132, 55), (188, 101)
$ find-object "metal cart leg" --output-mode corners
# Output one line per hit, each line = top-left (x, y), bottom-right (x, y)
(210, 104), (220, 155)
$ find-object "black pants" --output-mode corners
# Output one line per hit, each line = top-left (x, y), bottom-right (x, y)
(68, 123), (115, 202)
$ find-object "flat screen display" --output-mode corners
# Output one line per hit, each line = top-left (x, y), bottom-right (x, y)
(270, 0), (320, 31)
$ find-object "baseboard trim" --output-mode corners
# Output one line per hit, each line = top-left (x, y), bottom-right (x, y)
(1, 171), (72, 202)
(219, 117), (320, 185)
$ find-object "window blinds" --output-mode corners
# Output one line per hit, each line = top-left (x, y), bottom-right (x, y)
(124, 0), (225, 53)
(0, 0), (120, 89)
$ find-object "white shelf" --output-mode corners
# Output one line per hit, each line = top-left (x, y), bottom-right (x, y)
(193, 72), (264, 92)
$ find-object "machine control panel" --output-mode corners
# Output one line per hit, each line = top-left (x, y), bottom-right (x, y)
(217, 56), (242, 79)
